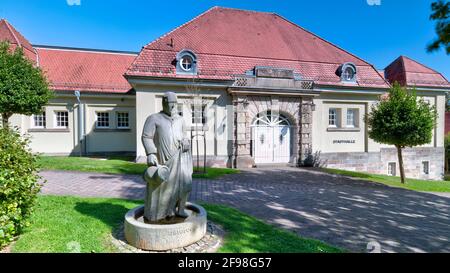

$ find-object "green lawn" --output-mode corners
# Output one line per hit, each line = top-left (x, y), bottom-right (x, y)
(11, 195), (343, 253)
(37, 156), (239, 179)
(321, 168), (450, 193)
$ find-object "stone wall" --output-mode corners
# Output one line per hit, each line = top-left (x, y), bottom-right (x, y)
(320, 147), (445, 180)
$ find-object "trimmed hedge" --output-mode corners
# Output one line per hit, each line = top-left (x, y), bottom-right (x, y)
(0, 127), (41, 248)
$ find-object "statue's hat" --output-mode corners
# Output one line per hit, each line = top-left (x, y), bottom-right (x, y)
(163, 92), (177, 103)
(144, 165), (169, 185)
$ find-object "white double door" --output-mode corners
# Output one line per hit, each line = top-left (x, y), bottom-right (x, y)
(253, 125), (291, 164)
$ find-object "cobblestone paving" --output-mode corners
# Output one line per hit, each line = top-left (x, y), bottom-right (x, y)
(40, 168), (450, 253)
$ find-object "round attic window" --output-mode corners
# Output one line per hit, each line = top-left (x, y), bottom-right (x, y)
(343, 66), (355, 81)
(340, 63), (357, 82)
(180, 55), (194, 72)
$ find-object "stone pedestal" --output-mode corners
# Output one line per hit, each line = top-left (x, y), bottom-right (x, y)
(124, 203), (207, 251)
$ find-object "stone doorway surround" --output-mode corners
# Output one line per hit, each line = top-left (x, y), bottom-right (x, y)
(227, 67), (320, 168)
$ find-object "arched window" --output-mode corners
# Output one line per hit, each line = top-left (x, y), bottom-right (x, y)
(176, 50), (197, 75)
(180, 55), (194, 72)
(253, 112), (291, 127)
(337, 62), (357, 83)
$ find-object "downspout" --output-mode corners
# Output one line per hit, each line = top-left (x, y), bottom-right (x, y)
(75, 90), (85, 156)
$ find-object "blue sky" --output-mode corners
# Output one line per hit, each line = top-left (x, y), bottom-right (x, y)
(1, 0), (448, 79)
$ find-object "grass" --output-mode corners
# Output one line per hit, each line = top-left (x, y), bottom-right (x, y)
(37, 156), (239, 179)
(321, 168), (450, 193)
(11, 195), (343, 253)
(193, 167), (239, 180)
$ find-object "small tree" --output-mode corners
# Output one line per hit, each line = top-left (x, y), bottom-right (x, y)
(0, 41), (53, 128)
(366, 83), (437, 184)
(185, 76), (208, 174)
(445, 133), (450, 172)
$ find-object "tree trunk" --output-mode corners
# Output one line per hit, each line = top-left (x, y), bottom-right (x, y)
(1, 113), (11, 128)
(396, 145), (406, 184)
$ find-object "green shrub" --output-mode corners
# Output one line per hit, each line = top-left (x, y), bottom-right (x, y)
(0, 127), (41, 248)
(445, 133), (450, 172)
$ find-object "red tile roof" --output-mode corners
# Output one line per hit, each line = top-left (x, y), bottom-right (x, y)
(385, 56), (450, 89)
(126, 7), (390, 88)
(36, 46), (137, 93)
(0, 19), (37, 61)
(0, 19), (137, 94)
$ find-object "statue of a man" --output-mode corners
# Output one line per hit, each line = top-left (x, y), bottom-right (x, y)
(142, 92), (193, 222)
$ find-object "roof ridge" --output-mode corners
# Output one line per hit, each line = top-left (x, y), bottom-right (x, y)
(399, 55), (408, 84)
(3, 19), (22, 47)
(1, 18), (35, 54)
(143, 6), (218, 50)
(401, 55), (441, 74)
(212, 6), (276, 15)
(34, 44), (139, 55)
(273, 13), (374, 67)
(400, 55), (450, 85)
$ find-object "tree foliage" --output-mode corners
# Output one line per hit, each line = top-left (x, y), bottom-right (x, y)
(446, 92), (450, 111)
(445, 133), (450, 172)
(0, 41), (53, 127)
(366, 83), (437, 183)
(428, 0), (450, 54)
(0, 127), (42, 248)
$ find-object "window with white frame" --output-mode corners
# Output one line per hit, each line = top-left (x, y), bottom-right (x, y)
(96, 112), (110, 128)
(422, 161), (430, 175)
(388, 162), (396, 176)
(32, 111), (46, 128)
(346, 109), (357, 128)
(191, 104), (206, 125)
(329, 108), (338, 127)
(117, 112), (129, 129)
(55, 111), (68, 128)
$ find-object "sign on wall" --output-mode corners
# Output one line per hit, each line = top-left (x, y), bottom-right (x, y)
(333, 140), (356, 144)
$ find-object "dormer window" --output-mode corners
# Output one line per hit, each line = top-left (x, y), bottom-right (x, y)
(337, 63), (357, 83)
(343, 66), (355, 81)
(180, 55), (194, 72)
(176, 50), (197, 75)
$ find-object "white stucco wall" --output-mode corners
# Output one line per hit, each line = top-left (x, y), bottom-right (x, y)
(312, 89), (446, 154)
(9, 93), (136, 155)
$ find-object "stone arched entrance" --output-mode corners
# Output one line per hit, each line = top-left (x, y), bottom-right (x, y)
(231, 94), (314, 168)
(251, 112), (292, 164)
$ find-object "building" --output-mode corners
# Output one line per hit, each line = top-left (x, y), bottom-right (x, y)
(1, 7), (449, 179)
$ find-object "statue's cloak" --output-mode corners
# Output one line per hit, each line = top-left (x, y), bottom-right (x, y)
(142, 112), (193, 222)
